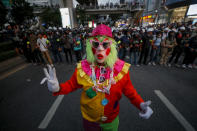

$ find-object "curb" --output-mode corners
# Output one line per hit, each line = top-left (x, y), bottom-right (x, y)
(0, 56), (26, 74)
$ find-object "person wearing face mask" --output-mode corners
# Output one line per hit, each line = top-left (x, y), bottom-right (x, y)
(168, 27), (185, 67)
(61, 33), (72, 63)
(116, 32), (125, 59)
(182, 34), (197, 68)
(37, 33), (53, 65)
(130, 32), (142, 66)
(162, 28), (169, 40)
(148, 31), (162, 66)
(73, 34), (82, 62)
(41, 24), (153, 131)
(180, 32), (190, 68)
(160, 31), (177, 66)
(138, 28), (154, 65)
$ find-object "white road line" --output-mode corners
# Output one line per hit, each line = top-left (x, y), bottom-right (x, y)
(154, 90), (196, 131)
(38, 95), (64, 129)
(0, 64), (29, 80)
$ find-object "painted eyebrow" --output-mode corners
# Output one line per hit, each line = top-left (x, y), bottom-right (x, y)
(93, 37), (99, 41)
(103, 38), (109, 41)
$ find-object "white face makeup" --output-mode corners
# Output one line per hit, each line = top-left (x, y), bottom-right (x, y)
(90, 36), (112, 63)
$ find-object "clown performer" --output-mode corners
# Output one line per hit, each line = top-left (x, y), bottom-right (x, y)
(41, 24), (153, 131)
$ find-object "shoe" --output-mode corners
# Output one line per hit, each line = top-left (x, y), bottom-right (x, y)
(148, 62), (152, 66)
(193, 65), (197, 69)
(182, 64), (186, 68)
(167, 63), (171, 67)
(126, 56), (130, 59)
(188, 64), (193, 68)
(152, 62), (156, 66)
(175, 64), (180, 67)
(136, 64), (140, 67)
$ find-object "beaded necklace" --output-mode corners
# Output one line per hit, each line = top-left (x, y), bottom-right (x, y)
(90, 64), (116, 94)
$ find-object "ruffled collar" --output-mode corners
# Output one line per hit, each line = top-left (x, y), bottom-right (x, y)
(81, 59), (125, 80)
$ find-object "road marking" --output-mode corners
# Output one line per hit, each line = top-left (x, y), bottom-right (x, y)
(0, 64), (29, 80)
(38, 95), (64, 129)
(154, 90), (196, 131)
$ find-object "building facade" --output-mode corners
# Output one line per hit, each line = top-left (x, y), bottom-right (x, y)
(165, 0), (197, 23)
(141, 0), (167, 25)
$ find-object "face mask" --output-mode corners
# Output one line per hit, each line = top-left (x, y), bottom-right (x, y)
(178, 34), (182, 38)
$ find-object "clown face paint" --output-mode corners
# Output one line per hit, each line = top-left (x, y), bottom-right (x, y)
(90, 36), (112, 63)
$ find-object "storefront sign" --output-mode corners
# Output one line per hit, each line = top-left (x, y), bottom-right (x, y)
(141, 15), (152, 20)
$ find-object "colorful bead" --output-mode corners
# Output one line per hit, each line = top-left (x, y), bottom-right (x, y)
(101, 98), (108, 106)
(86, 88), (97, 99)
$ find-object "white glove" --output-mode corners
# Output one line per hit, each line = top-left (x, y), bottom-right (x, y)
(139, 100), (153, 119)
(40, 64), (60, 92)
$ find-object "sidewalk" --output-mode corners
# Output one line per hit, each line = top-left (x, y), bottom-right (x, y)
(0, 56), (28, 79)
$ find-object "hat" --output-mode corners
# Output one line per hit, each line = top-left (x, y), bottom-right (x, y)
(172, 28), (177, 32)
(179, 26), (185, 30)
(164, 28), (169, 31)
(147, 28), (154, 32)
(92, 24), (112, 38)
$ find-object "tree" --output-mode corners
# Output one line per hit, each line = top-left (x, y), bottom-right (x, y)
(0, 1), (8, 26)
(40, 7), (61, 26)
(76, 6), (86, 25)
(11, 0), (34, 24)
(109, 14), (120, 21)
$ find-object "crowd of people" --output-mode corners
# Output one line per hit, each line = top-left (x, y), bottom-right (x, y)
(113, 22), (197, 69)
(11, 29), (86, 65)
(1, 21), (197, 69)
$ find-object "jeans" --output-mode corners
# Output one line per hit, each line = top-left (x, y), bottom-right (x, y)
(64, 48), (72, 63)
(130, 51), (139, 65)
(52, 50), (62, 63)
(150, 46), (160, 63)
(183, 48), (197, 65)
(118, 48), (126, 60)
(168, 46), (183, 64)
(138, 47), (151, 65)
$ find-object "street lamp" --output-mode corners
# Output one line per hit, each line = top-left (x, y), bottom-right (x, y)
(155, 9), (158, 24)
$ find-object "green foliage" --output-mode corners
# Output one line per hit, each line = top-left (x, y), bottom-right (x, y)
(11, 0), (34, 24)
(76, 7), (86, 24)
(0, 1), (8, 26)
(40, 7), (61, 26)
(109, 14), (120, 21)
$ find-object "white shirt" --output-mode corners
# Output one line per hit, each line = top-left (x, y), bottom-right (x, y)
(162, 33), (168, 40)
(37, 38), (48, 52)
(153, 36), (162, 46)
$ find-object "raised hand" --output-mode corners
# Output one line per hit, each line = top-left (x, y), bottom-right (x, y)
(40, 64), (60, 92)
(139, 100), (153, 119)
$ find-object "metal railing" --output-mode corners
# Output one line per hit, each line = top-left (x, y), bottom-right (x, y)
(77, 4), (144, 12)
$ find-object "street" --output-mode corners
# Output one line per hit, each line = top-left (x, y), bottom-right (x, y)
(0, 63), (197, 131)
